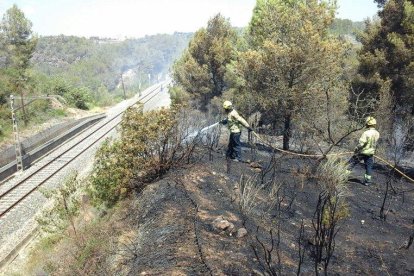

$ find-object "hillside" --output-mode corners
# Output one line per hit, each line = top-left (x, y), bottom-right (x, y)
(119, 148), (414, 275)
(31, 33), (192, 92)
(0, 32), (192, 144)
(4, 130), (414, 275)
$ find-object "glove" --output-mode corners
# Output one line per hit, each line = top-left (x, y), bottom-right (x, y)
(219, 119), (228, 125)
(247, 127), (253, 132)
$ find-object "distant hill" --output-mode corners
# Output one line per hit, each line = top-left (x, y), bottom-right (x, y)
(329, 18), (365, 37)
(31, 33), (193, 92)
(30, 18), (364, 93)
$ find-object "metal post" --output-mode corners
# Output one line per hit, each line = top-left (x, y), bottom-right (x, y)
(120, 74), (126, 100)
(10, 95), (23, 172)
(8, 94), (64, 172)
(138, 80), (142, 97)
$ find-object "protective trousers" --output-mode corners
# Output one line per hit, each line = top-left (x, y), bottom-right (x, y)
(348, 154), (374, 183)
(226, 132), (241, 161)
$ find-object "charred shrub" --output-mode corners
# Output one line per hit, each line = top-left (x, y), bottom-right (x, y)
(312, 157), (350, 275)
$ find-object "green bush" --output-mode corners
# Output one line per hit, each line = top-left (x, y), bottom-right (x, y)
(37, 172), (81, 236)
(42, 77), (91, 110)
(88, 106), (198, 207)
(0, 106), (12, 141)
(65, 87), (91, 110)
(87, 139), (128, 207)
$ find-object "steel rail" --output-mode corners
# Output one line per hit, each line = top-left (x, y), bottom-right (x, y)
(0, 84), (163, 218)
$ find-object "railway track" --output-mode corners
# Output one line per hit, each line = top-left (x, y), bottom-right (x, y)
(0, 84), (164, 220)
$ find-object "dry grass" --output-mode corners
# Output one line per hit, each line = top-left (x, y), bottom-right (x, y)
(22, 199), (140, 276)
(236, 174), (262, 215)
(316, 157), (350, 198)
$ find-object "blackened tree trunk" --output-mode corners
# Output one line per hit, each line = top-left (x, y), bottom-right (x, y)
(283, 113), (291, 150)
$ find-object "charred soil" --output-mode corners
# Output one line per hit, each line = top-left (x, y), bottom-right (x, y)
(120, 145), (414, 275)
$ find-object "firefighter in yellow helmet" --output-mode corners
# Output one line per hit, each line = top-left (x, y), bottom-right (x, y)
(348, 116), (380, 185)
(219, 101), (253, 162)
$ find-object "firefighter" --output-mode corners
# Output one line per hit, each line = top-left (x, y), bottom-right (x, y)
(348, 116), (380, 186)
(219, 101), (253, 162)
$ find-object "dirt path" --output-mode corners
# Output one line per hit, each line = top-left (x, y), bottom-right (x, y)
(0, 107), (105, 151)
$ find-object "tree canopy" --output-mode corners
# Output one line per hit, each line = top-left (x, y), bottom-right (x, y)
(354, 0), (414, 115)
(239, 0), (344, 149)
(0, 4), (37, 124)
(172, 14), (238, 110)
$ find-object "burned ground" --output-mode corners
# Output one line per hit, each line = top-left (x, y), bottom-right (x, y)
(118, 144), (414, 275)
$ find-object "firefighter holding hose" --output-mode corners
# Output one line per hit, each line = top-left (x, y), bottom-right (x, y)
(219, 101), (253, 162)
(348, 116), (380, 186)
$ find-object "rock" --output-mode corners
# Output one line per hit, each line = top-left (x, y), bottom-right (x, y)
(250, 161), (262, 169)
(237, 228), (248, 238)
(212, 216), (232, 231)
(308, 238), (316, 246)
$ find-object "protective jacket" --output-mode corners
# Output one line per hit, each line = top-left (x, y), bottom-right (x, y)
(226, 109), (250, 133)
(356, 127), (380, 156)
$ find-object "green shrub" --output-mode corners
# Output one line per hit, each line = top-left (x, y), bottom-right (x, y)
(65, 87), (91, 110)
(87, 139), (128, 207)
(37, 172), (81, 237)
(89, 106), (198, 207)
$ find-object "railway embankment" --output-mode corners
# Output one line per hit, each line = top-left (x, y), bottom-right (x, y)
(0, 84), (168, 273)
(0, 114), (106, 182)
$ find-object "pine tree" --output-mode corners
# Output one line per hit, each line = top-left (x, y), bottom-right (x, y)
(235, 0), (343, 150)
(172, 14), (238, 110)
(354, 0), (414, 115)
(375, 0), (389, 7)
(0, 4), (37, 124)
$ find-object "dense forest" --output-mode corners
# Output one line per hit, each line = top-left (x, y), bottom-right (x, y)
(32, 33), (192, 94)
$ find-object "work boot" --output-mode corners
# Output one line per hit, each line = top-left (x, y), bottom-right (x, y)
(364, 174), (372, 186)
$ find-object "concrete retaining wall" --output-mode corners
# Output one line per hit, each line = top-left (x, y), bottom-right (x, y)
(0, 114), (105, 182)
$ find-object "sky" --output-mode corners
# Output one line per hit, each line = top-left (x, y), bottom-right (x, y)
(0, 0), (379, 39)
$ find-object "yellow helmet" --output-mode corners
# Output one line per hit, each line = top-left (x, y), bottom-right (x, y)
(223, 100), (233, 110)
(366, 116), (377, 126)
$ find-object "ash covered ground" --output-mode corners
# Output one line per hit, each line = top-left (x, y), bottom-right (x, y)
(118, 142), (414, 275)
